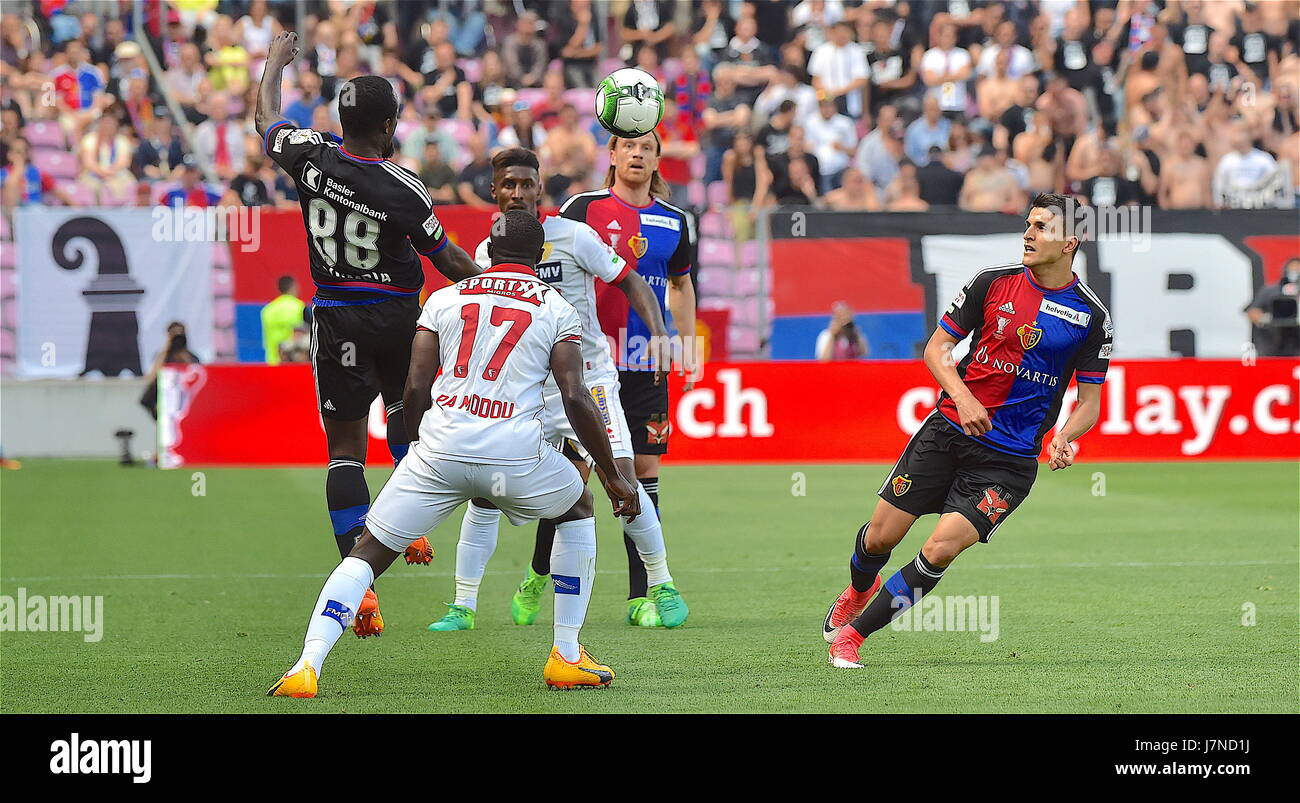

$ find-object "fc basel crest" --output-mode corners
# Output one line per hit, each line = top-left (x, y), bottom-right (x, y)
(1016, 321), (1043, 350)
(891, 474), (912, 496)
(628, 234), (649, 259)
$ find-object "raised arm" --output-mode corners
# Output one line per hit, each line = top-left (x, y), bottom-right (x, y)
(255, 31), (301, 138)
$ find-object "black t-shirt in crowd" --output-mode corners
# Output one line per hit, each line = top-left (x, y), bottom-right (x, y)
(459, 159), (494, 203)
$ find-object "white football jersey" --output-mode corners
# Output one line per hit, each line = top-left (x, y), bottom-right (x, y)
(474, 215), (629, 386)
(414, 264), (583, 464)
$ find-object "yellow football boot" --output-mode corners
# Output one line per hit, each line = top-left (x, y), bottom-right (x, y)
(543, 645), (614, 690)
(267, 663), (318, 698)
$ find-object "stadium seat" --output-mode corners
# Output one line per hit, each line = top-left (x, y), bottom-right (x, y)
(563, 88), (591, 108)
(57, 181), (97, 206)
(281, 87), (303, 107)
(32, 149), (79, 180)
(697, 237), (735, 268)
(726, 297), (761, 328)
(101, 179), (137, 207)
(26, 120), (66, 150)
(211, 266), (233, 296)
(699, 210), (733, 239)
(737, 240), (761, 268)
(695, 266), (734, 298)
(690, 151), (706, 178)
(458, 58), (482, 84)
(1, 297), (15, 326)
(0, 327), (14, 358)
(212, 242), (231, 270)
(0, 247), (13, 270)
(0, 214), (10, 240)
(706, 181), (729, 207)
(729, 326), (761, 354)
(517, 88), (546, 108)
(213, 327), (236, 357)
(662, 58), (683, 84)
(395, 119), (419, 145)
(599, 57), (624, 78)
(687, 179), (705, 208)
(214, 297), (235, 328)
(733, 266), (762, 297)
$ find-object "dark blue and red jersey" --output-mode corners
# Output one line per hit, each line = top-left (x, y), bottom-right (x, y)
(937, 264), (1113, 457)
(0, 163), (56, 204)
(558, 188), (695, 370)
(263, 121), (448, 305)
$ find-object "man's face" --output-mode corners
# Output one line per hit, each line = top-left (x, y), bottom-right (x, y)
(831, 24), (850, 46)
(492, 165), (542, 215)
(612, 133), (660, 186)
(1023, 206), (1075, 267)
(819, 100), (835, 119)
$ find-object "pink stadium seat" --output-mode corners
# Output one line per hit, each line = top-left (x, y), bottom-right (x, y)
(733, 266), (762, 297)
(738, 240), (761, 267)
(395, 119), (420, 144)
(458, 58), (482, 84)
(213, 327), (236, 356)
(57, 181), (97, 206)
(0, 327), (14, 357)
(517, 88), (546, 108)
(697, 237), (734, 268)
(729, 297), (760, 328)
(32, 149), (79, 180)
(281, 87), (303, 107)
(564, 88), (592, 108)
(214, 296), (235, 328)
(689, 151), (705, 178)
(211, 266), (233, 296)
(0, 269), (12, 299)
(699, 211), (733, 239)
(26, 120), (66, 150)
(101, 179), (138, 207)
(729, 327), (761, 354)
(599, 58), (625, 78)
(0, 246), (13, 270)
(212, 242), (231, 270)
(696, 266), (733, 298)
(706, 181), (729, 207)
(0, 214), (10, 240)
(687, 179), (705, 207)
(1, 297), (15, 325)
(661, 58), (683, 84)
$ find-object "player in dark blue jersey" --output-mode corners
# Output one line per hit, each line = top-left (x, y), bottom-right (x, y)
(256, 32), (481, 637)
(823, 193), (1113, 668)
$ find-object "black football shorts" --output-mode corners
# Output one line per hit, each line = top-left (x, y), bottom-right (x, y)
(618, 369), (671, 456)
(877, 412), (1039, 542)
(310, 296), (420, 421)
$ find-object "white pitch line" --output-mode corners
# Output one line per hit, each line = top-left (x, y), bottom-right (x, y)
(0, 559), (1292, 584)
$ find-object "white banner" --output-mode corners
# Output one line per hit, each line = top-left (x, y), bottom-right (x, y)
(14, 209), (213, 378)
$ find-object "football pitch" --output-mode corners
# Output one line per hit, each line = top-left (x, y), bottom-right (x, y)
(1, 459), (1296, 714)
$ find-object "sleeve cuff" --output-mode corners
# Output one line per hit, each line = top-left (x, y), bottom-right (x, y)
(1076, 371), (1106, 384)
(262, 120), (292, 154)
(671, 264), (693, 277)
(939, 315), (967, 338)
(610, 261), (634, 284)
(419, 235), (449, 257)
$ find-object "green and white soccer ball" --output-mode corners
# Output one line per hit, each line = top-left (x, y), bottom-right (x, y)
(594, 67), (665, 139)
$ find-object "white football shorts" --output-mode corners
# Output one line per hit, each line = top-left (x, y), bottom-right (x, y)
(365, 445), (585, 551)
(542, 378), (634, 462)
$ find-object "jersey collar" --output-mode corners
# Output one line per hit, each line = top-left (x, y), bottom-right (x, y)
(609, 187), (656, 210)
(484, 262), (538, 277)
(1023, 266), (1078, 293)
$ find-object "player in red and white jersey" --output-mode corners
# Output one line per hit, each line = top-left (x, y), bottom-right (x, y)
(427, 149), (689, 634)
(268, 211), (639, 696)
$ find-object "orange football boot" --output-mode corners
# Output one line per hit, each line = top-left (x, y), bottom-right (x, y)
(353, 588), (384, 638)
(404, 536), (434, 565)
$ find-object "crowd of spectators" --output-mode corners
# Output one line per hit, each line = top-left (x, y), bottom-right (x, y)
(1, 0), (1298, 219)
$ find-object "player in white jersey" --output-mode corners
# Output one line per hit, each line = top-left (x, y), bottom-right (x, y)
(425, 148), (690, 634)
(268, 211), (639, 697)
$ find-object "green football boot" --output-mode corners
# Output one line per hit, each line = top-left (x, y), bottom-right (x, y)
(427, 603), (475, 632)
(511, 567), (548, 626)
(626, 596), (661, 627)
(649, 582), (688, 628)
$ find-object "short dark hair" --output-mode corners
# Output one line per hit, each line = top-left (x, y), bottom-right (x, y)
(277, 275), (296, 294)
(1030, 192), (1074, 215)
(488, 209), (545, 267)
(490, 147), (540, 175)
(338, 75), (399, 138)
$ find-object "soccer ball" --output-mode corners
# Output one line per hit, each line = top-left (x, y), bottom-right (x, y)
(594, 68), (665, 139)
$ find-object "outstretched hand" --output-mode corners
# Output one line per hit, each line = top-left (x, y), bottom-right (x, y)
(267, 31), (301, 67)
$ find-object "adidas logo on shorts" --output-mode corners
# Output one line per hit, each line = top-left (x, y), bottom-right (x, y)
(323, 400), (336, 411)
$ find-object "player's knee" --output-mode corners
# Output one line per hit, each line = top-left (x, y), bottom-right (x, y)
(559, 487), (594, 521)
(921, 529), (977, 568)
(864, 522), (906, 554)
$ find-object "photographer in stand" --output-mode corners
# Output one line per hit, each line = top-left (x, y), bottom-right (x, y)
(1245, 258), (1300, 358)
(139, 320), (202, 419)
(816, 301), (870, 361)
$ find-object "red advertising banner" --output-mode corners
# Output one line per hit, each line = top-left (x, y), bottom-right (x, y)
(159, 359), (1300, 467)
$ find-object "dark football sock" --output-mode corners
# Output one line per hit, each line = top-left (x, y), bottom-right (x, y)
(531, 519), (556, 576)
(385, 400), (408, 466)
(327, 459), (370, 560)
(624, 477), (657, 599)
(848, 551), (946, 638)
(850, 522), (890, 593)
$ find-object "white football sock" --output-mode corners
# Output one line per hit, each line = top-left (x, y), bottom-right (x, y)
(291, 556), (374, 678)
(550, 518), (596, 663)
(454, 502), (501, 610)
(622, 483), (672, 587)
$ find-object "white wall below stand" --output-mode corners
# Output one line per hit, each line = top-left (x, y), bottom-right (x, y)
(0, 378), (158, 459)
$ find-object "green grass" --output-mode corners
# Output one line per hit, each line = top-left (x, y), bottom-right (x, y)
(1, 459), (1296, 713)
